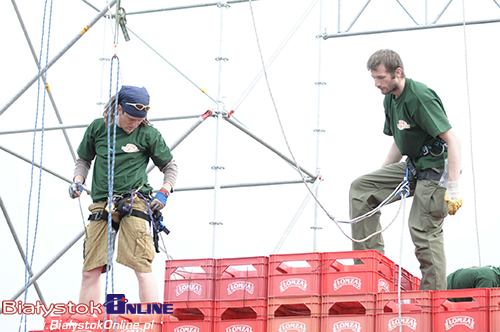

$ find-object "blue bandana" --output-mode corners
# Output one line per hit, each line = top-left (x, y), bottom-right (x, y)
(117, 85), (150, 118)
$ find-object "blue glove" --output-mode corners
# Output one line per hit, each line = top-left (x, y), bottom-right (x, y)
(151, 188), (169, 210)
(69, 182), (84, 199)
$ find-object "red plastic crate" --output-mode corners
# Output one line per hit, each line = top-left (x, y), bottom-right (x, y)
(322, 293), (377, 332)
(322, 250), (395, 295)
(376, 291), (432, 332)
(216, 299), (267, 319)
(432, 288), (490, 332)
(268, 252), (322, 297)
(216, 256), (269, 301)
(214, 318), (266, 332)
(490, 288), (500, 332)
(268, 296), (322, 318)
(163, 300), (214, 332)
(394, 265), (420, 291)
(267, 316), (321, 332)
(163, 300), (214, 322)
(165, 258), (216, 302)
(163, 319), (213, 332)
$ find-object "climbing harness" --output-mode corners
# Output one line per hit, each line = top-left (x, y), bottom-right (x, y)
(87, 190), (170, 253)
(406, 158), (442, 181)
(417, 137), (447, 158)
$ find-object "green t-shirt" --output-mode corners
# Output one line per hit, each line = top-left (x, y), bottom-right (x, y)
(77, 118), (173, 202)
(383, 78), (452, 170)
(447, 266), (500, 289)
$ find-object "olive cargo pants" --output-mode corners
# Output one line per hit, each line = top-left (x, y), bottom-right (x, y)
(349, 162), (449, 290)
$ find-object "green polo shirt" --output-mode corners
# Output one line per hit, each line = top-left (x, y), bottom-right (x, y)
(447, 266), (500, 289)
(383, 78), (452, 170)
(77, 118), (173, 202)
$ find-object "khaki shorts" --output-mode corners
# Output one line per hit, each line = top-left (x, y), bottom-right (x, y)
(83, 197), (155, 273)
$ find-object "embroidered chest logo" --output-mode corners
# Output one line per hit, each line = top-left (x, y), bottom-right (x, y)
(121, 143), (140, 153)
(397, 120), (410, 130)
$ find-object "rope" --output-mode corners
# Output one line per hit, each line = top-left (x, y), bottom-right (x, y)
(461, 0), (481, 267)
(103, 54), (120, 329)
(247, 0), (409, 245)
(20, 1), (53, 331)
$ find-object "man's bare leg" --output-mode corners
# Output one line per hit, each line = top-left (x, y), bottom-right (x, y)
(79, 267), (102, 305)
(135, 271), (158, 302)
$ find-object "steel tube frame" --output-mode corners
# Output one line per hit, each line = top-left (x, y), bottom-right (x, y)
(175, 179), (313, 192)
(11, 0), (77, 161)
(0, 195), (46, 310)
(231, 0), (319, 112)
(0, 0), (117, 116)
(124, 0), (260, 16)
(273, 176), (322, 254)
(7, 230), (86, 303)
(0, 114), (202, 135)
(325, 18), (500, 39)
(224, 116), (316, 180)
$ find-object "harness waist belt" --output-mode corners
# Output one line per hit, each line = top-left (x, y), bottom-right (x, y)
(88, 209), (151, 222)
(406, 159), (442, 181)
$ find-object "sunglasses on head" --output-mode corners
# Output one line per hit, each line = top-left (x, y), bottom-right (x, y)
(125, 102), (150, 111)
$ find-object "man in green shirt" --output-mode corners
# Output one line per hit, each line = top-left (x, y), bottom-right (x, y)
(69, 85), (178, 305)
(448, 266), (500, 289)
(349, 49), (462, 290)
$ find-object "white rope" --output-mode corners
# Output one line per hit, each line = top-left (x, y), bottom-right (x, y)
(246, 0), (409, 245)
(461, 0), (481, 266)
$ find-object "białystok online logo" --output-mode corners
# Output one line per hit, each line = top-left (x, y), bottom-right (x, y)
(2, 294), (173, 318)
(104, 294), (173, 314)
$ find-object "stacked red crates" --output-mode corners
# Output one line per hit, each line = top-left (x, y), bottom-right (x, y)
(432, 288), (490, 332)
(267, 252), (322, 332)
(163, 258), (216, 332)
(394, 264), (421, 291)
(214, 256), (269, 332)
(376, 291), (432, 332)
(491, 288), (500, 332)
(321, 250), (396, 332)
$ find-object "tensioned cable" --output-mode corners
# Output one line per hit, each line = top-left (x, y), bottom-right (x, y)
(127, 27), (218, 104)
(20, 1), (53, 332)
(246, 0), (409, 244)
(461, 0), (481, 266)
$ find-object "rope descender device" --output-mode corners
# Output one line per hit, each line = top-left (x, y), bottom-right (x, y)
(399, 168), (411, 198)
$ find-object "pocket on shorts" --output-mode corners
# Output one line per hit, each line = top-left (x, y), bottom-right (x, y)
(135, 232), (155, 262)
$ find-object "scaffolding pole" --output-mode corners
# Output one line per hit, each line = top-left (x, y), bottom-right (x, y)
(10, 0), (77, 161)
(0, 195), (46, 307)
(324, 18), (500, 39)
(224, 116), (316, 180)
(0, 0), (117, 116)
(273, 177), (322, 254)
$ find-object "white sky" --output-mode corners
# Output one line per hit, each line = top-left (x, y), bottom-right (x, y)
(1, 0), (500, 329)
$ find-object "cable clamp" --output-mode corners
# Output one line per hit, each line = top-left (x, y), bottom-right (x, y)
(217, 2), (230, 8)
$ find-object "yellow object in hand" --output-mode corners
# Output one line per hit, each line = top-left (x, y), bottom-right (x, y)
(445, 192), (463, 215)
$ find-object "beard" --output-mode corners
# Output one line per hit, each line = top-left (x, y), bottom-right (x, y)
(380, 80), (399, 95)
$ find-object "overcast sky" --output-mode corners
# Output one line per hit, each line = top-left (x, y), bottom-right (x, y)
(1, 0), (500, 329)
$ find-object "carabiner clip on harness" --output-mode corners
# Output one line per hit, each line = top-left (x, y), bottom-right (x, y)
(418, 137), (447, 158)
